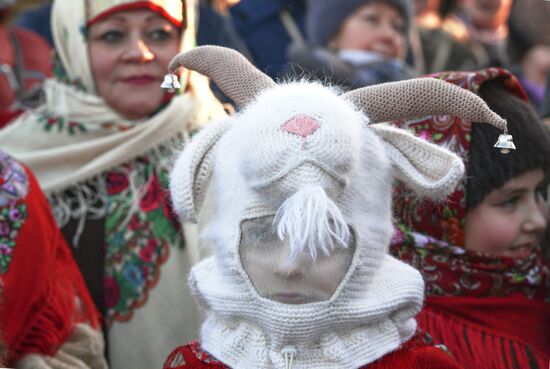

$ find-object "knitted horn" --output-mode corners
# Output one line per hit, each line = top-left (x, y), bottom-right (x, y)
(344, 78), (508, 131)
(169, 45), (276, 107)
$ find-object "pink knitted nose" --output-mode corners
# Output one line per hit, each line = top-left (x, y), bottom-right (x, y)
(281, 115), (320, 138)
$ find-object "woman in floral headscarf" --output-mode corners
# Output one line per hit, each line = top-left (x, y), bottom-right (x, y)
(391, 68), (550, 369)
(0, 0), (223, 368)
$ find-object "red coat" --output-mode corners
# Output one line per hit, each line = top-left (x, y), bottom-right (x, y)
(163, 333), (464, 369)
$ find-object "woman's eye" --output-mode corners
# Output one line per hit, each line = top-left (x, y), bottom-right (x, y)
(100, 30), (124, 43)
(360, 14), (379, 25)
(392, 21), (405, 34)
(149, 28), (173, 42)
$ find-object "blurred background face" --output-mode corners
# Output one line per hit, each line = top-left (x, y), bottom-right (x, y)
(240, 216), (355, 305)
(88, 9), (180, 120)
(521, 45), (550, 87)
(328, 2), (406, 59)
(464, 0), (512, 29)
(414, 0), (440, 15)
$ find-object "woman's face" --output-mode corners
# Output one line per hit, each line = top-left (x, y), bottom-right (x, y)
(464, 0), (512, 30)
(240, 217), (355, 305)
(328, 2), (406, 59)
(88, 9), (180, 120)
(464, 169), (548, 258)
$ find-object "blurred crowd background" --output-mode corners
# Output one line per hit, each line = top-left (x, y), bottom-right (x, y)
(2, 0), (550, 124)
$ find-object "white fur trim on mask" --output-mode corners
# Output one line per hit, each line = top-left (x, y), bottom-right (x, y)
(274, 186), (350, 262)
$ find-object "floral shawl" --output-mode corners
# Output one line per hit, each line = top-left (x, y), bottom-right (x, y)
(0, 150), (106, 368)
(0, 1), (223, 368)
(390, 68), (550, 369)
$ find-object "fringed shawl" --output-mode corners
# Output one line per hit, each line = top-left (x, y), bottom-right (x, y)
(0, 151), (101, 366)
(390, 68), (550, 369)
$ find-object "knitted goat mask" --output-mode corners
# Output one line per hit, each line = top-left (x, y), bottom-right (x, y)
(168, 46), (509, 369)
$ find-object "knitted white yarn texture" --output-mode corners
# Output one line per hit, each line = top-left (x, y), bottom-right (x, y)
(167, 46), (513, 368)
(169, 81), (466, 369)
(190, 253), (424, 369)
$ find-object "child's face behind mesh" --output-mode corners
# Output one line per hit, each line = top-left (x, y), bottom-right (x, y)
(464, 169), (548, 257)
(239, 216), (355, 305)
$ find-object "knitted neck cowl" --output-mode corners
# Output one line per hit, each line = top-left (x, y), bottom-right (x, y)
(190, 226), (424, 369)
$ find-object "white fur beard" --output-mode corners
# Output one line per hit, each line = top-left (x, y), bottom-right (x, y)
(274, 186), (350, 262)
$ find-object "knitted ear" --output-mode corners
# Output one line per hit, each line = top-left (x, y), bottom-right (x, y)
(371, 124), (465, 199)
(170, 119), (231, 223)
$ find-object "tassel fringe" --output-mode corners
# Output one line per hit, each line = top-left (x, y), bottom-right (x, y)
(9, 233), (100, 365)
(418, 310), (546, 369)
(47, 135), (183, 246)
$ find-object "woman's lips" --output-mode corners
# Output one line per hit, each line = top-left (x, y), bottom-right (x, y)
(121, 75), (157, 85)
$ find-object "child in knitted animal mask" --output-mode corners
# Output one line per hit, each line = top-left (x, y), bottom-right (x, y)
(164, 46), (510, 369)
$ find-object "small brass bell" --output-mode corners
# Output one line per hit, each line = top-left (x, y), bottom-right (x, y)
(494, 133), (516, 154)
(160, 73), (181, 90)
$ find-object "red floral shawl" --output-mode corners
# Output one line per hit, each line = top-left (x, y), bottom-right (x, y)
(0, 150), (100, 365)
(389, 68), (550, 369)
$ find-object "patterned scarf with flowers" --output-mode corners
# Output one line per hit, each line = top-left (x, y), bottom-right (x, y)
(0, 151), (105, 368)
(390, 68), (550, 369)
(0, 0), (222, 368)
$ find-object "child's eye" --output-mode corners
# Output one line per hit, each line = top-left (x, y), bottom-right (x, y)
(536, 185), (548, 201)
(497, 196), (519, 209)
(100, 30), (124, 43)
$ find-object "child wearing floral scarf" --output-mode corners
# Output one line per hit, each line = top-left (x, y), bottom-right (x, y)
(391, 67), (550, 369)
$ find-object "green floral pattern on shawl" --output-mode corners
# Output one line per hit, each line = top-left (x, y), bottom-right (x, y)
(104, 157), (183, 325)
(0, 152), (29, 274)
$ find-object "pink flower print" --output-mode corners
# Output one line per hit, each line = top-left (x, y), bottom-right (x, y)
(106, 173), (129, 195)
(0, 243), (11, 255)
(391, 226), (404, 244)
(9, 207), (21, 221)
(0, 222), (9, 237)
(418, 130), (431, 142)
(139, 239), (158, 262)
(128, 216), (141, 231)
(139, 175), (161, 212)
(140, 246), (154, 262)
(104, 276), (120, 309)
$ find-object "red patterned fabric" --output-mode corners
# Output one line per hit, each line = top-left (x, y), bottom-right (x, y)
(163, 334), (464, 369)
(0, 151), (100, 365)
(390, 68), (550, 369)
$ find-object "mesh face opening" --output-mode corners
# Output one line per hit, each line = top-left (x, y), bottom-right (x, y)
(239, 215), (356, 305)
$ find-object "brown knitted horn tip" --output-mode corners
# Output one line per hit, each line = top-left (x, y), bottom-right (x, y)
(344, 78), (507, 131)
(168, 45), (276, 107)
